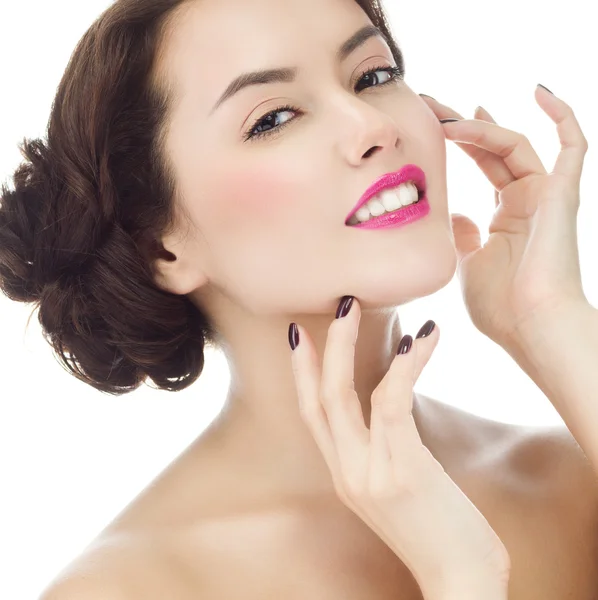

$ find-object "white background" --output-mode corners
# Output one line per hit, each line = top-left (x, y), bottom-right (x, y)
(0, 0), (596, 597)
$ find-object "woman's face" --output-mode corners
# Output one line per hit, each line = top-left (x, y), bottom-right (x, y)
(161, 0), (458, 318)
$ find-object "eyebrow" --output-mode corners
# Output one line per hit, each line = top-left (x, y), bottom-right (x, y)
(209, 24), (389, 115)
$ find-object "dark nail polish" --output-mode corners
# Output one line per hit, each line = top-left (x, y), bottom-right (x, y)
(288, 322), (299, 351)
(439, 118), (460, 123)
(336, 295), (354, 319)
(419, 93), (436, 101)
(397, 335), (413, 355)
(537, 83), (553, 95)
(416, 320), (436, 339)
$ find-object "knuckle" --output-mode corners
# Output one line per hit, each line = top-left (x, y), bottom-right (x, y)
(581, 136), (589, 151)
(320, 384), (343, 406)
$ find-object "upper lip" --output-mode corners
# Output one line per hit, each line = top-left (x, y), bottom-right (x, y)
(345, 164), (427, 224)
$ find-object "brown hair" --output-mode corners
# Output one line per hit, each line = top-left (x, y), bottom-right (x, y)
(0, 0), (405, 396)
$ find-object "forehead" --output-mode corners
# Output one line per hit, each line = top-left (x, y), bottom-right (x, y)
(161, 0), (374, 104)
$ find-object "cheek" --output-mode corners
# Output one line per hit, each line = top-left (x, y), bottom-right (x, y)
(211, 166), (299, 226)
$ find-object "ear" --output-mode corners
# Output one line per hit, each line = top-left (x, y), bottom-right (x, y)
(152, 228), (209, 296)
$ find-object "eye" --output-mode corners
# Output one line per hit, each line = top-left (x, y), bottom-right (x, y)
(244, 64), (404, 142)
(244, 104), (299, 143)
(354, 64), (403, 93)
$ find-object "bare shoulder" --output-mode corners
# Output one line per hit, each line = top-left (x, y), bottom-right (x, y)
(422, 393), (598, 598)
(483, 422), (598, 598)
(38, 534), (204, 600)
(38, 536), (137, 600)
(39, 577), (127, 600)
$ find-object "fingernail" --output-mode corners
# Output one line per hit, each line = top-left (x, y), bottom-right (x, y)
(397, 334), (413, 355)
(537, 83), (553, 95)
(419, 93), (436, 101)
(288, 322), (300, 351)
(439, 118), (460, 123)
(416, 320), (436, 339)
(336, 295), (355, 319)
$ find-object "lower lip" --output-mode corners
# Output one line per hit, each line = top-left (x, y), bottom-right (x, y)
(348, 194), (430, 230)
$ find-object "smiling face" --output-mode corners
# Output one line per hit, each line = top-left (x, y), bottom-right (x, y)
(156, 0), (458, 321)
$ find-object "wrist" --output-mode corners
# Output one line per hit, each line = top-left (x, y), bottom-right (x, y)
(505, 298), (594, 353)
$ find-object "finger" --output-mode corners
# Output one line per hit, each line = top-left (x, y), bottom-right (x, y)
(320, 297), (369, 473)
(534, 86), (589, 181)
(386, 330), (443, 485)
(410, 323), (440, 384)
(368, 325), (440, 497)
(374, 323), (440, 405)
(368, 374), (393, 493)
(474, 106), (502, 209)
(291, 323), (346, 492)
(421, 95), (516, 199)
(441, 117), (548, 184)
(368, 338), (414, 495)
(371, 326), (441, 481)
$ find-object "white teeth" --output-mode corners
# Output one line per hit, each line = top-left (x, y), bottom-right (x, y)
(350, 182), (420, 225)
(397, 184), (416, 207)
(379, 189), (403, 213)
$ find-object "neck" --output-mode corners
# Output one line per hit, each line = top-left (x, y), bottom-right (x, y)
(200, 302), (433, 502)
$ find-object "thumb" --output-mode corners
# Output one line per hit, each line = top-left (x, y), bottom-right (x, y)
(450, 213), (482, 264)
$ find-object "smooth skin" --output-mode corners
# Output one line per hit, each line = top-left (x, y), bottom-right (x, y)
(422, 88), (589, 350)
(291, 298), (510, 599)
(289, 83), (594, 597)
(37, 0), (598, 598)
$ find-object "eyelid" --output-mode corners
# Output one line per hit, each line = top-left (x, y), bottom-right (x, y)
(243, 63), (404, 142)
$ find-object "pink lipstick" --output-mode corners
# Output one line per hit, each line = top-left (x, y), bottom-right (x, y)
(346, 164), (430, 230)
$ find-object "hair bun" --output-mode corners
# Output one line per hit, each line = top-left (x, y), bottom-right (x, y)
(1, 0), (301, 395)
(0, 138), (53, 303)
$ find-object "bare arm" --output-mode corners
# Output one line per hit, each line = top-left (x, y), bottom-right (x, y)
(504, 301), (598, 477)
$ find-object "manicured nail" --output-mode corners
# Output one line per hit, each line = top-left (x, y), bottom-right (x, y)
(439, 118), (460, 123)
(336, 295), (355, 319)
(397, 335), (413, 355)
(288, 323), (300, 351)
(419, 93), (436, 101)
(416, 320), (436, 339)
(537, 83), (553, 95)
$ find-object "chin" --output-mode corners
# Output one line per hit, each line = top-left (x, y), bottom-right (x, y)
(348, 231), (458, 308)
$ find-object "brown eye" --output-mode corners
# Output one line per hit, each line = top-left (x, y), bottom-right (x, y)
(243, 64), (404, 143)
(355, 65), (402, 92)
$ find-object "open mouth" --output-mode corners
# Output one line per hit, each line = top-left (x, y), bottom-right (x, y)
(346, 181), (425, 226)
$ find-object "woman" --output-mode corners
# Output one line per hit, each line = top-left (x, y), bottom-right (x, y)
(1, 0), (597, 598)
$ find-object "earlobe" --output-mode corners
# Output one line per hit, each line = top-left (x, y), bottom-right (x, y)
(152, 223), (209, 295)
(153, 254), (207, 296)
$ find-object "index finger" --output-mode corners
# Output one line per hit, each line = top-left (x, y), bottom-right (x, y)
(319, 296), (370, 450)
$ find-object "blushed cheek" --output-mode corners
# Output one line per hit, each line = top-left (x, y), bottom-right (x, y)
(210, 166), (298, 227)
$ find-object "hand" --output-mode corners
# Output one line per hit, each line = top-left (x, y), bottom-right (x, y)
(420, 87), (590, 349)
(289, 297), (511, 598)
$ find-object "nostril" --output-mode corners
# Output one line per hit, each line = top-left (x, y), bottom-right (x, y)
(363, 146), (380, 159)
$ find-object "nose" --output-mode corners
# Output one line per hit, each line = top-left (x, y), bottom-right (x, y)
(334, 95), (401, 166)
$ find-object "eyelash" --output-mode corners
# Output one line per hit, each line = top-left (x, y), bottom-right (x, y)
(243, 64), (404, 143)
